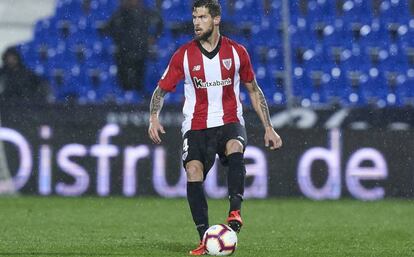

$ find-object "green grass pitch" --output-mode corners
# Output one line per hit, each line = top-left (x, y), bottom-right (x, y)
(0, 197), (413, 257)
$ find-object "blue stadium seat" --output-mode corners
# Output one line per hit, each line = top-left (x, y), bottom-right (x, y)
(326, 65), (347, 104)
(289, 0), (307, 18)
(143, 0), (158, 9)
(96, 0), (119, 12)
(303, 69), (331, 105)
(253, 26), (281, 49)
(379, 0), (410, 23)
(17, 0), (414, 106)
(363, 45), (388, 67)
(381, 44), (408, 71)
(365, 67), (388, 106)
(291, 65), (310, 102)
(384, 70), (407, 106)
(310, 0), (337, 20)
(144, 60), (163, 95)
(262, 0), (281, 19)
(55, 19), (77, 40)
(380, 20), (410, 44)
(405, 47), (414, 67)
(342, 48), (371, 72)
(401, 69), (414, 105)
(161, 0), (189, 23)
(156, 33), (179, 60)
(55, 0), (83, 21)
(342, 69), (370, 106)
(84, 35), (114, 62)
(253, 45), (284, 66)
(341, 0), (374, 24)
(256, 63), (285, 105)
(28, 41), (61, 72)
(81, 65), (122, 102)
(233, 0), (262, 24)
(33, 19), (55, 43)
(324, 45), (352, 67)
(49, 62), (88, 102)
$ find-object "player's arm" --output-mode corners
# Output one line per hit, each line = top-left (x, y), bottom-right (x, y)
(148, 86), (168, 144)
(244, 78), (282, 150)
(149, 46), (184, 144)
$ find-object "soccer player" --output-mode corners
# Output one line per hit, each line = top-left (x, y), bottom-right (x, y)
(148, 0), (282, 255)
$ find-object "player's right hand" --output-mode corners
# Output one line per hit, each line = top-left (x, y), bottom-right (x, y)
(148, 119), (166, 144)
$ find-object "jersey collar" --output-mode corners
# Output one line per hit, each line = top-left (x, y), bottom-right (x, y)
(196, 36), (222, 59)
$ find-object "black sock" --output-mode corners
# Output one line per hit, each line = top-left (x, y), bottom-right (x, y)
(187, 182), (209, 240)
(227, 152), (246, 213)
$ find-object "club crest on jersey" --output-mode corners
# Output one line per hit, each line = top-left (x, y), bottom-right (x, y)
(222, 58), (232, 70)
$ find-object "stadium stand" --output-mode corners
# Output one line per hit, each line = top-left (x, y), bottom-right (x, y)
(0, 0), (55, 57)
(14, 0), (414, 107)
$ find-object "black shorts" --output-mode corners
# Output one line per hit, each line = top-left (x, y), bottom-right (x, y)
(182, 122), (247, 177)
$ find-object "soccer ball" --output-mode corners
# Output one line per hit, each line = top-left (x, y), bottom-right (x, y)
(203, 224), (238, 256)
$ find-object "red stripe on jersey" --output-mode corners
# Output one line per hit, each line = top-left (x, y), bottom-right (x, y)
(220, 39), (239, 124)
(188, 44), (208, 130)
(158, 45), (186, 92)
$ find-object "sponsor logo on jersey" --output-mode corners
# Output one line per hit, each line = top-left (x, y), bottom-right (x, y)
(222, 58), (232, 70)
(193, 77), (232, 89)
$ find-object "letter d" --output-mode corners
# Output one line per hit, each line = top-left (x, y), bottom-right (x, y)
(298, 129), (341, 200)
(0, 127), (32, 190)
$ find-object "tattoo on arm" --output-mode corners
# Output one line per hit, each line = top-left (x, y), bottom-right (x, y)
(150, 86), (167, 116)
(251, 80), (272, 128)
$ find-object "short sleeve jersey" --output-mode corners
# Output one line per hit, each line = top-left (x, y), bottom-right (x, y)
(158, 36), (255, 135)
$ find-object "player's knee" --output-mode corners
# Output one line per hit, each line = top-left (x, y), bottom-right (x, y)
(226, 139), (244, 155)
(186, 161), (204, 182)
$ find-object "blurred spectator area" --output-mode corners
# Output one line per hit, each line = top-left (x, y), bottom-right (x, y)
(10, 0), (414, 107)
(0, 0), (55, 63)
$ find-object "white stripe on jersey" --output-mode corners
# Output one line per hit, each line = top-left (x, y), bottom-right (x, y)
(182, 50), (195, 135)
(203, 54), (225, 128)
(232, 46), (245, 126)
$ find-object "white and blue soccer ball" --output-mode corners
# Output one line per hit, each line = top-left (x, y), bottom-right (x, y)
(203, 224), (238, 256)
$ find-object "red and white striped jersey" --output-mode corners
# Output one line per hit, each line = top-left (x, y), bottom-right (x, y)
(158, 36), (255, 135)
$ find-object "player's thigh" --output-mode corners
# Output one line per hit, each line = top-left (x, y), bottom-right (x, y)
(221, 123), (247, 154)
(182, 130), (215, 180)
(217, 123), (247, 164)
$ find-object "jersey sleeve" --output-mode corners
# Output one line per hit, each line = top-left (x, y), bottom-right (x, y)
(158, 48), (185, 92)
(238, 45), (255, 83)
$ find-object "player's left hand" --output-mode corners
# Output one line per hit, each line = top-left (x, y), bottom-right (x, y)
(264, 127), (282, 150)
(148, 118), (165, 144)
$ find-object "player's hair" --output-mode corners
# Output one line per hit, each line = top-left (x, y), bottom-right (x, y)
(192, 0), (221, 17)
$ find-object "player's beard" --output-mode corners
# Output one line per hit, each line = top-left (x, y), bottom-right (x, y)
(194, 25), (214, 41)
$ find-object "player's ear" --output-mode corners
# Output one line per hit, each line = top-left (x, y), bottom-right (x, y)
(213, 15), (221, 26)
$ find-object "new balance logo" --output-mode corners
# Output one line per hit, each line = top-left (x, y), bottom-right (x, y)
(192, 65), (201, 71)
(237, 136), (245, 142)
